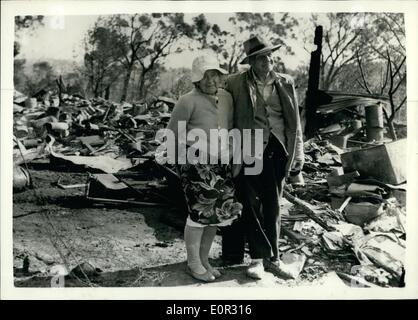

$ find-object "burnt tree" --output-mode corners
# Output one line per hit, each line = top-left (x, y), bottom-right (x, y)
(305, 26), (323, 138)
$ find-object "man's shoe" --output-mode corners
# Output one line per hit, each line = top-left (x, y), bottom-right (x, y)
(263, 259), (291, 279)
(246, 260), (265, 280)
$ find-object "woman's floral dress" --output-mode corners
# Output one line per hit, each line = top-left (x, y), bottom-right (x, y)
(178, 163), (242, 225)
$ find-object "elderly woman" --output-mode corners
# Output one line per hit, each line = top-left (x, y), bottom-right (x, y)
(165, 55), (242, 282)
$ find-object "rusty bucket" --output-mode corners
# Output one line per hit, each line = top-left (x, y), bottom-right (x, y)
(365, 104), (384, 142)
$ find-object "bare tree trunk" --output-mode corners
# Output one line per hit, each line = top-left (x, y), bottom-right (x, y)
(305, 26), (323, 138)
(383, 108), (398, 140)
(138, 69), (149, 101)
(104, 85), (110, 100)
(120, 64), (133, 102)
(320, 61), (326, 90)
(387, 119), (398, 141)
(93, 82), (100, 98)
(56, 75), (69, 106)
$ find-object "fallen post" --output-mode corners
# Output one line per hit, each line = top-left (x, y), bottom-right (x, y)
(86, 196), (167, 207)
(283, 190), (336, 231)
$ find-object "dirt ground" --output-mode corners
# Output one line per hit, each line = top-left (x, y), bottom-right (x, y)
(13, 163), (354, 288)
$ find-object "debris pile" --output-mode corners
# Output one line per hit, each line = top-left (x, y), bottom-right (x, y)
(280, 135), (406, 287)
(13, 90), (407, 287)
(13, 90), (176, 204)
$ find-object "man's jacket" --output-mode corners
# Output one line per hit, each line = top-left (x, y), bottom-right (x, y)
(225, 69), (304, 176)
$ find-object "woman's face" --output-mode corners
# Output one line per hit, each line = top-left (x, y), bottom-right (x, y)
(197, 70), (220, 95)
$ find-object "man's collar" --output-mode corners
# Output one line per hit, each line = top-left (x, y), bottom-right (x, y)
(251, 69), (276, 85)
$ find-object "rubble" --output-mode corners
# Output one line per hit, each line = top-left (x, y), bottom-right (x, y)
(340, 139), (406, 184)
(13, 165), (31, 192)
(276, 252), (307, 279)
(49, 264), (69, 277)
(13, 90), (174, 202)
(344, 201), (383, 226)
(13, 91), (170, 164)
(70, 261), (102, 279)
(282, 129), (406, 286)
(12, 89), (406, 288)
(49, 150), (139, 174)
(364, 198), (406, 234)
(85, 173), (169, 206)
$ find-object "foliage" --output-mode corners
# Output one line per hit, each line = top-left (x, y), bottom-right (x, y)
(130, 62), (167, 102)
(194, 13), (298, 73)
(86, 13), (196, 102)
(291, 64), (310, 106)
(14, 59), (27, 91)
(171, 70), (194, 100)
(83, 24), (123, 97)
(305, 13), (365, 91)
(355, 13), (406, 138)
(300, 13), (406, 138)
(23, 61), (57, 96)
(62, 71), (88, 96)
(15, 15), (44, 30)
(13, 12), (406, 134)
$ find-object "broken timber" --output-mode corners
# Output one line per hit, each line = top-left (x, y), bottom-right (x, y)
(283, 190), (343, 231)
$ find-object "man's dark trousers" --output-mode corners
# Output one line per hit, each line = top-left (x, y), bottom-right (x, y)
(222, 135), (288, 262)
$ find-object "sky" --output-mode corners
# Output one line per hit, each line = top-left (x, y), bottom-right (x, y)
(16, 13), (313, 70)
(17, 15), (96, 62)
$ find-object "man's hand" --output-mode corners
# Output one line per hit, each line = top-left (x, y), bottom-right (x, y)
(232, 164), (242, 178)
(292, 159), (304, 172)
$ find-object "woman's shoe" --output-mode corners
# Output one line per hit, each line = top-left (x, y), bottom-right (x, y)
(207, 267), (222, 279)
(186, 266), (216, 282)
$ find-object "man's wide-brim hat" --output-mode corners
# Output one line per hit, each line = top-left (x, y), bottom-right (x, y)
(240, 36), (281, 65)
(191, 55), (227, 83)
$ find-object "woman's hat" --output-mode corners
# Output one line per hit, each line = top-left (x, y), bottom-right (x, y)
(240, 36), (281, 65)
(191, 55), (227, 83)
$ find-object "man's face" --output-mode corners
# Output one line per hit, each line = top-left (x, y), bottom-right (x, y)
(197, 69), (220, 95)
(251, 52), (274, 78)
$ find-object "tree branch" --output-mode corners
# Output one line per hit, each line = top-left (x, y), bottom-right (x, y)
(392, 56), (406, 79)
(381, 14), (406, 51)
(380, 58), (390, 95)
(392, 73), (406, 95)
(388, 50), (394, 93)
(387, 50), (396, 116)
(326, 50), (357, 89)
(334, 22), (342, 54)
(383, 13), (405, 37)
(356, 78), (367, 92)
(336, 32), (359, 59)
(324, 31), (360, 88)
(395, 96), (407, 114)
(324, 32), (334, 62)
(366, 43), (388, 60)
(356, 50), (372, 94)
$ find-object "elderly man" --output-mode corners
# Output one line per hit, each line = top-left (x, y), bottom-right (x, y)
(222, 36), (304, 279)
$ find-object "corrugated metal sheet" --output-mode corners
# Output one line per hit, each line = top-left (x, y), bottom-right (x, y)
(317, 91), (389, 114)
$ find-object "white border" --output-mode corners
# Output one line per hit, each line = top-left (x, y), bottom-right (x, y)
(2, 1), (418, 300)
